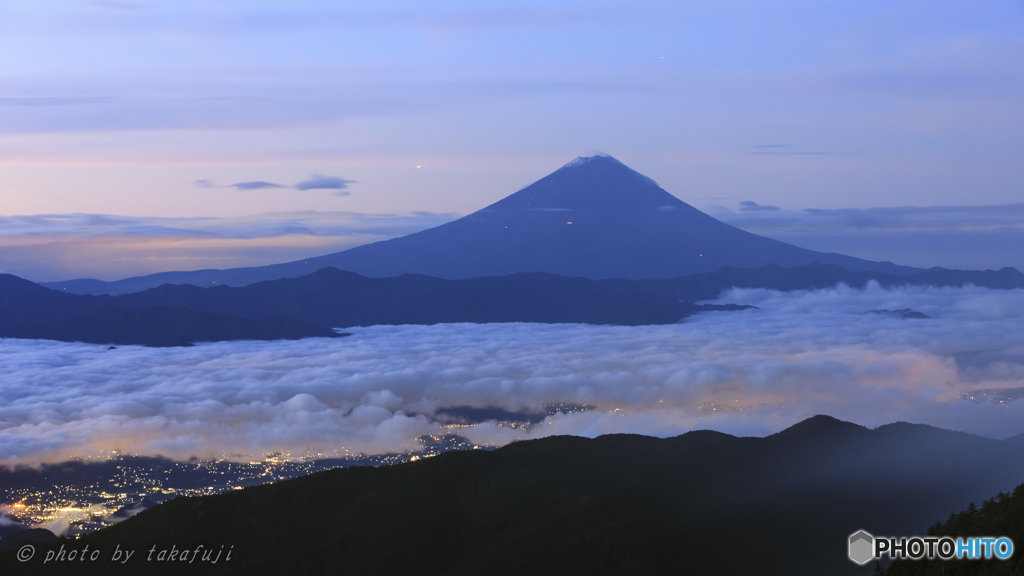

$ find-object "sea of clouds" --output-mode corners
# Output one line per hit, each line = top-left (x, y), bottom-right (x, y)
(2, 283), (1024, 467)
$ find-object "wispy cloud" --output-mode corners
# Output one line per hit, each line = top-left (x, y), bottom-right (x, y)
(707, 202), (1024, 271)
(0, 97), (113, 107)
(709, 202), (1024, 233)
(294, 175), (356, 194)
(205, 177), (359, 193)
(1, 284), (1023, 466)
(229, 181), (286, 190)
(738, 201), (780, 212)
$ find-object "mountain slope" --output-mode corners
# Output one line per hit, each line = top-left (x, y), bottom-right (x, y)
(4, 416), (1024, 576)
(42, 155), (919, 295)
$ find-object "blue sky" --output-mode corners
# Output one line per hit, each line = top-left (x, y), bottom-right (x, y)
(1, 0), (1023, 280)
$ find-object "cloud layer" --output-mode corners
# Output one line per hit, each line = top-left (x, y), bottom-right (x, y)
(2, 283), (1023, 466)
(711, 203), (1024, 271)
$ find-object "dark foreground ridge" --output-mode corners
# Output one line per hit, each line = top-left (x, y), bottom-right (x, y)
(886, 481), (1024, 575)
(42, 155), (921, 295)
(3, 416), (1024, 575)
(0, 529), (57, 553)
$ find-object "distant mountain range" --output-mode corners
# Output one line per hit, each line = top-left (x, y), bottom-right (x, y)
(0, 274), (343, 347)
(0, 268), (752, 346)
(68, 264), (1024, 328)
(4, 415), (1024, 575)
(95, 267), (753, 328)
(43, 155), (921, 296)
(5, 262), (1024, 346)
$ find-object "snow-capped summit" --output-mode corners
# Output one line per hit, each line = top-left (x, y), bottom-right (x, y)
(486, 155), (678, 212)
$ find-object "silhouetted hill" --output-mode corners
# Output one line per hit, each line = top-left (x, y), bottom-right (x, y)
(9, 305), (345, 347)
(869, 309), (930, 319)
(0, 529), (57, 553)
(886, 482), (1024, 575)
(41, 155), (920, 295)
(0, 515), (28, 540)
(0, 274), (342, 347)
(1004, 432), (1024, 447)
(4, 416), (1023, 575)
(74, 264), (1024, 331)
(10, 262), (1024, 345)
(100, 267), (752, 328)
(766, 413), (871, 441)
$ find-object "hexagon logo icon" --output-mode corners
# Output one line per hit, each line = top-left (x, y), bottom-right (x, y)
(849, 530), (874, 565)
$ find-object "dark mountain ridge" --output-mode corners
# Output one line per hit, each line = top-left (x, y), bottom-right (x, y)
(7, 262), (1023, 346)
(85, 263), (1024, 329)
(3, 415), (1023, 575)
(97, 266), (751, 328)
(0, 274), (342, 347)
(887, 481), (1024, 575)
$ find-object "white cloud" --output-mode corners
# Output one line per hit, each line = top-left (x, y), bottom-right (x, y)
(2, 283), (1024, 466)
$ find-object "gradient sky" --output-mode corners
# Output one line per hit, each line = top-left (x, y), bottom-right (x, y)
(2, 0), (1024, 280)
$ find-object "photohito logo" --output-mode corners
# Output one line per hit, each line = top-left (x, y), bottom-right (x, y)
(849, 531), (874, 565)
(849, 530), (1014, 564)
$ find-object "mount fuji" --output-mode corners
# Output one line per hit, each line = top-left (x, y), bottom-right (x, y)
(45, 155), (916, 295)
